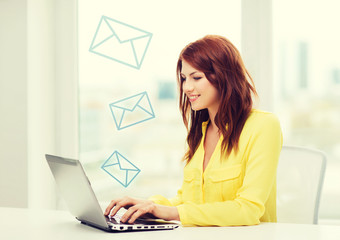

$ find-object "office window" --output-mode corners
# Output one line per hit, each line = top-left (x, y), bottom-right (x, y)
(273, 0), (340, 222)
(78, 0), (241, 202)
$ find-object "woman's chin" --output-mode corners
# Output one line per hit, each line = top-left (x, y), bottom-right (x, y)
(190, 105), (202, 111)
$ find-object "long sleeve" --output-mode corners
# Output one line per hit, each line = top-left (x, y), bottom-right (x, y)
(177, 112), (283, 226)
(149, 188), (183, 206)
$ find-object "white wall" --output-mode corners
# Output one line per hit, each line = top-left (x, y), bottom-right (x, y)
(27, 0), (58, 209)
(242, 0), (273, 111)
(0, 0), (28, 208)
(0, 0), (78, 209)
(27, 0), (79, 209)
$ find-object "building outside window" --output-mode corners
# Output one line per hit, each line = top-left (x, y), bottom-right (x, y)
(273, 0), (340, 222)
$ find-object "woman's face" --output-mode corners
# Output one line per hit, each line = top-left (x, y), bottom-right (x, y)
(181, 60), (220, 113)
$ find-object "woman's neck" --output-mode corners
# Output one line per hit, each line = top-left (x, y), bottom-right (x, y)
(207, 110), (219, 134)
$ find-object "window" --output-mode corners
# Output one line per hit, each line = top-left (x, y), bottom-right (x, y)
(78, 0), (241, 202)
(273, 0), (340, 222)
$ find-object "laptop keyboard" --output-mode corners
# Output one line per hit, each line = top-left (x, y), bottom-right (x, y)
(106, 207), (177, 227)
(106, 209), (125, 224)
(106, 208), (144, 225)
(106, 215), (150, 225)
(107, 215), (121, 224)
(106, 212), (156, 226)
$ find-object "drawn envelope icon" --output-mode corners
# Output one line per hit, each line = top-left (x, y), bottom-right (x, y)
(109, 91), (155, 130)
(101, 151), (141, 188)
(89, 15), (153, 69)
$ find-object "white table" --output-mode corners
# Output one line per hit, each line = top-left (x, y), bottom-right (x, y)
(1, 207), (339, 240)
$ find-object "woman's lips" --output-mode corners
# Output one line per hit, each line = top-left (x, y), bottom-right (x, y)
(188, 95), (200, 102)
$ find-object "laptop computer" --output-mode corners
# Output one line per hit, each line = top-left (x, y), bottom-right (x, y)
(45, 154), (179, 232)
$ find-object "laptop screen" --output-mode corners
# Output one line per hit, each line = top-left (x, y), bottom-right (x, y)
(46, 154), (108, 228)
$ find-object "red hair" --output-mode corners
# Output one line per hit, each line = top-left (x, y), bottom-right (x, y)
(177, 35), (257, 162)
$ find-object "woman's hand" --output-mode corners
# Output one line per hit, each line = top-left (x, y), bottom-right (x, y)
(104, 196), (180, 224)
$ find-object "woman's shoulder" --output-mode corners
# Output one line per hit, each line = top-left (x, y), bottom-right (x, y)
(238, 109), (282, 148)
(243, 109), (281, 131)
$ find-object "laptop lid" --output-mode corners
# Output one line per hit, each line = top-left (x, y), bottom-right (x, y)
(45, 154), (179, 232)
(45, 154), (109, 230)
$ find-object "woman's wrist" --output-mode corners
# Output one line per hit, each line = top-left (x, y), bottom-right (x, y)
(153, 204), (180, 221)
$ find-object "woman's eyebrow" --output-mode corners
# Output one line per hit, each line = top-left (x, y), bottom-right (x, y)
(189, 71), (198, 76)
(181, 71), (198, 77)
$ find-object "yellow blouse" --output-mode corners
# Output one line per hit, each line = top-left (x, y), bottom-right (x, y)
(149, 109), (283, 226)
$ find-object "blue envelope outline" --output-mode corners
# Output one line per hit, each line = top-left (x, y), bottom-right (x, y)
(109, 91), (155, 130)
(101, 151), (141, 188)
(89, 15), (153, 69)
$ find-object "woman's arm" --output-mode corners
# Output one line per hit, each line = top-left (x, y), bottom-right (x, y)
(148, 188), (184, 207)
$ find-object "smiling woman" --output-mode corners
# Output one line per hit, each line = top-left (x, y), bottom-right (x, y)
(180, 60), (220, 113)
(78, 0), (242, 211)
(105, 35), (283, 226)
(177, 35), (257, 161)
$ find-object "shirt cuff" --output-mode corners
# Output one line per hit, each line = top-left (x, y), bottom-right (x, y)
(176, 204), (193, 226)
(148, 195), (172, 206)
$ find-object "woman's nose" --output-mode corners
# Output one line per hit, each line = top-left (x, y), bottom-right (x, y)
(183, 79), (194, 93)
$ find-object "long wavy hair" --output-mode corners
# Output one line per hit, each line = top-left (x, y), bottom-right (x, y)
(177, 35), (257, 163)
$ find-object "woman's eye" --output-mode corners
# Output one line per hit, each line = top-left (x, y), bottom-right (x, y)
(193, 77), (202, 80)
(180, 76), (186, 81)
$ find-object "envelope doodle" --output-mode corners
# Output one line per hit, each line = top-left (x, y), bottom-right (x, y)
(89, 15), (153, 69)
(109, 91), (155, 130)
(101, 151), (141, 188)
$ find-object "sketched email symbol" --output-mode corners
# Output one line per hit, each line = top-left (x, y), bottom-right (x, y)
(109, 91), (155, 130)
(101, 151), (141, 188)
(89, 15), (153, 69)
